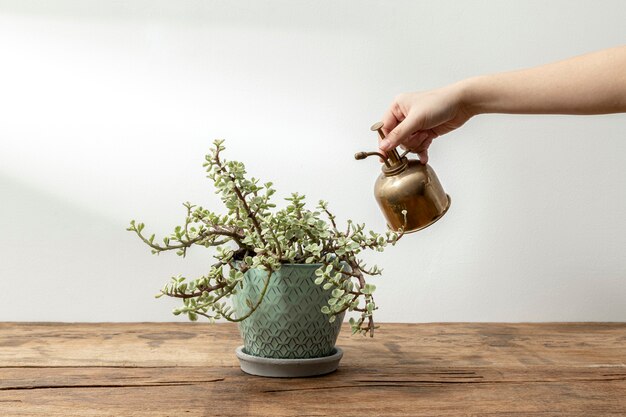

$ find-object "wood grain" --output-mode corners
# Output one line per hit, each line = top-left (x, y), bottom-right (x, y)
(0, 322), (625, 416)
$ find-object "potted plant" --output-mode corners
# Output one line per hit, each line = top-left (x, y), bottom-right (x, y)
(127, 140), (404, 377)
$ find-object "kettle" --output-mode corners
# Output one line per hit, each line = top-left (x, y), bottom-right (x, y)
(355, 122), (451, 233)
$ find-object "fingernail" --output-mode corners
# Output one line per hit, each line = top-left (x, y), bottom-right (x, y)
(379, 140), (390, 151)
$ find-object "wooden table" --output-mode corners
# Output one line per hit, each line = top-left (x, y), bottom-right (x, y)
(1, 323), (625, 416)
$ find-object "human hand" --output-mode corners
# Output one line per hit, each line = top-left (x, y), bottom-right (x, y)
(379, 84), (473, 164)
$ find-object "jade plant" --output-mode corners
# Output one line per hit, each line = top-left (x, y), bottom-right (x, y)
(127, 140), (405, 336)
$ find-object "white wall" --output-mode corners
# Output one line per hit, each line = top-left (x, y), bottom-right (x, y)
(1, 0), (624, 322)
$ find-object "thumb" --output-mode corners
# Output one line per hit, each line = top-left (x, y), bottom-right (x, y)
(379, 114), (424, 151)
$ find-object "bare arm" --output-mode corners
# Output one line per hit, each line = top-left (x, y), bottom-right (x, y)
(380, 45), (626, 163)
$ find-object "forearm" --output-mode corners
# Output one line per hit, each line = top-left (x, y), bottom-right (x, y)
(461, 45), (626, 116)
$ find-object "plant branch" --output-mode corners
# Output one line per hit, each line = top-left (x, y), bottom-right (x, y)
(212, 147), (268, 248)
(223, 266), (273, 322)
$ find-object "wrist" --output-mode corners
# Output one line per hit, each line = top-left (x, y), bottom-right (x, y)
(456, 75), (490, 117)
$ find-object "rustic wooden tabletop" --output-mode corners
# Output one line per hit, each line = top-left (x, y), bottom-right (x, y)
(1, 322), (625, 416)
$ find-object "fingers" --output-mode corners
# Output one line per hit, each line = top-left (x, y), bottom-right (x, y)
(377, 87), (466, 163)
(378, 92), (439, 157)
(418, 149), (429, 164)
(381, 98), (406, 136)
(379, 119), (410, 151)
(380, 109), (428, 152)
(416, 137), (433, 164)
(400, 135), (434, 164)
(379, 115), (401, 158)
(404, 131), (430, 150)
(381, 109), (400, 137)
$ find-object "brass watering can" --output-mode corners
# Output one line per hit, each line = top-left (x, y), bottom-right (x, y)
(355, 122), (451, 233)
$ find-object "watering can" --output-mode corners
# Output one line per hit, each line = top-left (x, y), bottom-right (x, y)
(355, 122), (451, 233)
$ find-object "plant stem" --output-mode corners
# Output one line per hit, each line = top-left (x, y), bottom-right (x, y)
(213, 149), (268, 248)
(224, 266), (273, 322)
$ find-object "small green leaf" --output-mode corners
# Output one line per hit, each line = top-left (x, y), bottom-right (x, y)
(361, 283), (376, 295)
(331, 288), (344, 298)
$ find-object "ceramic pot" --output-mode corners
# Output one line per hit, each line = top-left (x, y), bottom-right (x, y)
(232, 263), (344, 359)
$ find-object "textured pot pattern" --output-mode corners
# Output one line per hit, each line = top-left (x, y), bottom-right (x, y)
(232, 264), (344, 359)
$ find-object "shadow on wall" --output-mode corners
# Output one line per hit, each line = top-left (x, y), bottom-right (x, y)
(0, 171), (195, 322)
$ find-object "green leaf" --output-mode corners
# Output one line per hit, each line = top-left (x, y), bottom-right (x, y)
(361, 283), (376, 295)
(331, 288), (345, 298)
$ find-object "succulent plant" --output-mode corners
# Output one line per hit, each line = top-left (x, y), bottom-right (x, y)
(128, 140), (405, 336)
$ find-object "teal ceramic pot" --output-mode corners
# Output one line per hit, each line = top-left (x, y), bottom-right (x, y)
(232, 264), (345, 359)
